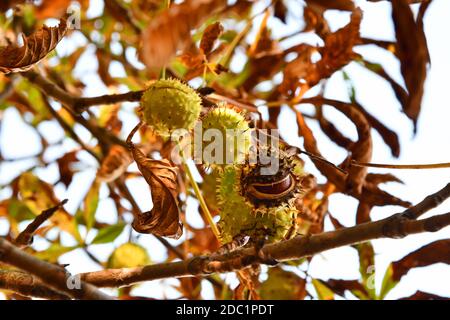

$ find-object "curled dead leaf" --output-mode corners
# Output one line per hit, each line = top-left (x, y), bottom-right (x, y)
(0, 19), (68, 73)
(127, 123), (183, 239)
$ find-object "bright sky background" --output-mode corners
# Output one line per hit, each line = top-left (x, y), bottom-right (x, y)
(0, 0), (449, 299)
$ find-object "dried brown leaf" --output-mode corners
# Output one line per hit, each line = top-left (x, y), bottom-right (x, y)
(296, 109), (409, 208)
(296, 111), (346, 185)
(140, 0), (227, 69)
(354, 101), (401, 158)
(392, 239), (450, 281)
(243, 27), (284, 91)
(306, 0), (356, 12)
(279, 45), (315, 96)
(0, 19), (68, 73)
(317, 107), (354, 150)
(200, 22), (224, 56)
(319, 279), (368, 298)
(175, 277), (202, 300)
(302, 5), (330, 37)
(392, 0), (429, 129)
(129, 144), (182, 239)
(0, 0), (25, 12)
(259, 267), (307, 300)
(274, 0), (288, 23)
(356, 202), (372, 224)
(56, 150), (79, 188)
(365, 173), (403, 185)
(304, 97), (372, 194)
(399, 290), (449, 300)
(311, 8), (362, 84)
(186, 227), (220, 255)
(35, 0), (72, 19)
(96, 48), (117, 86)
(97, 145), (132, 183)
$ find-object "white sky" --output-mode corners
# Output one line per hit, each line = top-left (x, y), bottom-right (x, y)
(0, 0), (449, 299)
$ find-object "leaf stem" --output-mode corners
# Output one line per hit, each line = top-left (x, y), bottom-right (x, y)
(351, 160), (450, 170)
(178, 142), (221, 241)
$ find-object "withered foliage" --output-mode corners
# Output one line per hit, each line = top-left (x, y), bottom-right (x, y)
(127, 125), (182, 239)
(0, 18), (67, 73)
(0, 0), (447, 301)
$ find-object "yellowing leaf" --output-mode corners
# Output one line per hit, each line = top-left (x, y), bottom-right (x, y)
(379, 264), (398, 300)
(312, 278), (335, 300)
(259, 267), (306, 300)
(97, 145), (132, 183)
(18, 172), (82, 242)
(33, 243), (78, 263)
(83, 179), (100, 231)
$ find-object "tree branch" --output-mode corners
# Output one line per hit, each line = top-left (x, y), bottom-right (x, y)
(0, 238), (114, 300)
(0, 270), (71, 300)
(22, 70), (143, 113)
(79, 209), (450, 288)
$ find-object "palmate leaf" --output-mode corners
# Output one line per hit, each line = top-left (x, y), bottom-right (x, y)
(0, 19), (67, 73)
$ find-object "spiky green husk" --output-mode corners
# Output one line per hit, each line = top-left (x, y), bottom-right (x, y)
(141, 78), (201, 137)
(200, 105), (252, 167)
(107, 243), (151, 269)
(216, 166), (300, 244)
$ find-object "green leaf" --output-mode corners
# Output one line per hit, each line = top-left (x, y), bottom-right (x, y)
(379, 264), (398, 300)
(33, 243), (78, 263)
(91, 223), (126, 245)
(8, 199), (35, 222)
(259, 267), (306, 300)
(312, 279), (335, 300)
(83, 180), (100, 231)
(356, 241), (376, 299)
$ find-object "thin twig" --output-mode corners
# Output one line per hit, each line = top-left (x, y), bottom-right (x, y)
(397, 182), (450, 220)
(14, 199), (68, 247)
(22, 70), (143, 113)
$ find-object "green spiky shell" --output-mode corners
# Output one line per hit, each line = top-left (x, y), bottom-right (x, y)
(107, 243), (151, 268)
(200, 105), (252, 167)
(201, 169), (221, 212)
(141, 78), (201, 137)
(216, 166), (300, 244)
